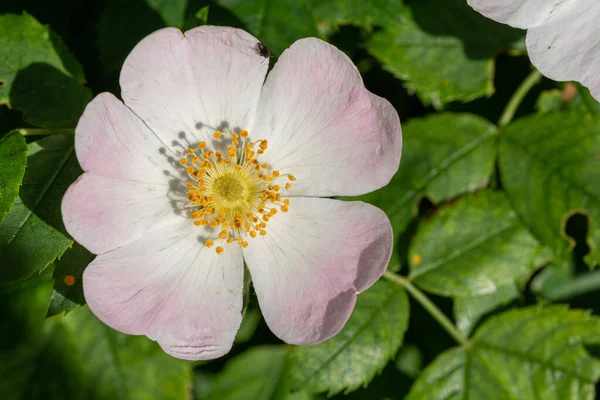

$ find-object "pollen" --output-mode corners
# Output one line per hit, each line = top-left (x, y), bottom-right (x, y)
(180, 129), (294, 254)
(64, 275), (76, 286)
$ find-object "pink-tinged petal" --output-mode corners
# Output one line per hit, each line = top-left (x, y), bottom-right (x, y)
(467, 0), (568, 29)
(76, 92), (174, 183)
(120, 26), (269, 147)
(250, 38), (401, 197)
(469, 0), (600, 102)
(83, 218), (244, 360)
(242, 197), (392, 344)
(62, 173), (179, 254)
(526, 2), (600, 101)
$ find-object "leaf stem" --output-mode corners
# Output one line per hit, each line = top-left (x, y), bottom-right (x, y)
(17, 128), (75, 136)
(498, 69), (543, 127)
(383, 271), (468, 346)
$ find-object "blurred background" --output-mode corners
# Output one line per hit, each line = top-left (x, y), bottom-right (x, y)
(1, 0), (600, 399)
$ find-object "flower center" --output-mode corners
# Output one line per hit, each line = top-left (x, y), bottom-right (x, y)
(213, 175), (245, 204)
(179, 129), (295, 254)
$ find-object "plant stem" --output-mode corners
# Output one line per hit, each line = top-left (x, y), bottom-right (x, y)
(17, 128), (75, 136)
(383, 271), (468, 346)
(498, 69), (543, 127)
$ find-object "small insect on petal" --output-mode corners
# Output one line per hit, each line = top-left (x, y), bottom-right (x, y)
(254, 42), (270, 59)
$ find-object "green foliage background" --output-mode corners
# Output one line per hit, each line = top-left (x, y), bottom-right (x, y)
(1, 0), (600, 399)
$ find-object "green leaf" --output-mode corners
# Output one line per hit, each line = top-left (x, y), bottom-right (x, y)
(46, 242), (95, 317)
(64, 306), (192, 400)
(355, 113), (496, 263)
(290, 280), (409, 396)
(407, 306), (600, 400)
(395, 344), (423, 380)
(206, 346), (305, 400)
(533, 263), (600, 302)
(577, 83), (600, 116)
(0, 135), (80, 285)
(367, 0), (522, 108)
(0, 13), (91, 128)
(145, 0), (188, 27)
(0, 131), (26, 224)
(214, 0), (319, 57)
(234, 307), (261, 344)
(453, 284), (519, 336)
(409, 190), (544, 297)
(499, 111), (600, 267)
(182, 5), (210, 31)
(2, 304), (192, 400)
(98, 0), (187, 74)
(535, 89), (565, 114)
(309, 0), (403, 35)
(0, 273), (54, 399)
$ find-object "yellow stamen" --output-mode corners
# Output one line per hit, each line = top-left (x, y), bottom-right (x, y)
(179, 129), (295, 252)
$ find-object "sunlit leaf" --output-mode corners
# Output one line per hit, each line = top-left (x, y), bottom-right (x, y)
(0, 135), (79, 285)
(499, 111), (600, 267)
(367, 0), (522, 108)
(453, 284), (518, 336)
(407, 306), (600, 400)
(410, 190), (545, 297)
(355, 113), (496, 264)
(0, 131), (26, 224)
(291, 280), (409, 396)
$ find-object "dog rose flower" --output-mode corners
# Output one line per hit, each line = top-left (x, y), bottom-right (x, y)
(468, 0), (600, 101)
(61, 26), (402, 360)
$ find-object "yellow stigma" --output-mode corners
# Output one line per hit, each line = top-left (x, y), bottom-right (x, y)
(180, 130), (294, 254)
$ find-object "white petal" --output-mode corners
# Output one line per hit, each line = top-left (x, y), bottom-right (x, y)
(469, 0), (600, 102)
(76, 92), (175, 183)
(242, 198), (393, 344)
(467, 0), (570, 29)
(251, 38), (401, 197)
(120, 26), (269, 148)
(62, 174), (181, 254)
(526, 1), (600, 101)
(84, 218), (244, 360)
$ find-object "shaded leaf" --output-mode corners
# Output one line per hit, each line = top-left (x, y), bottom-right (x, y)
(0, 135), (80, 285)
(0, 131), (26, 224)
(214, 0), (319, 57)
(0, 13), (91, 128)
(395, 344), (423, 380)
(46, 242), (94, 317)
(206, 346), (308, 400)
(367, 0), (522, 108)
(291, 280), (409, 396)
(0, 273), (54, 399)
(533, 263), (600, 302)
(407, 306), (600, 400)
(98, 0), (187, 74)
(234, 307), (261, 344)
(145, 0), (188, 26)
(410, 190), (544, 297)
(2, 304), (192, 400)
(499, 111), (600, 267)
(355, 113), (496, 264)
